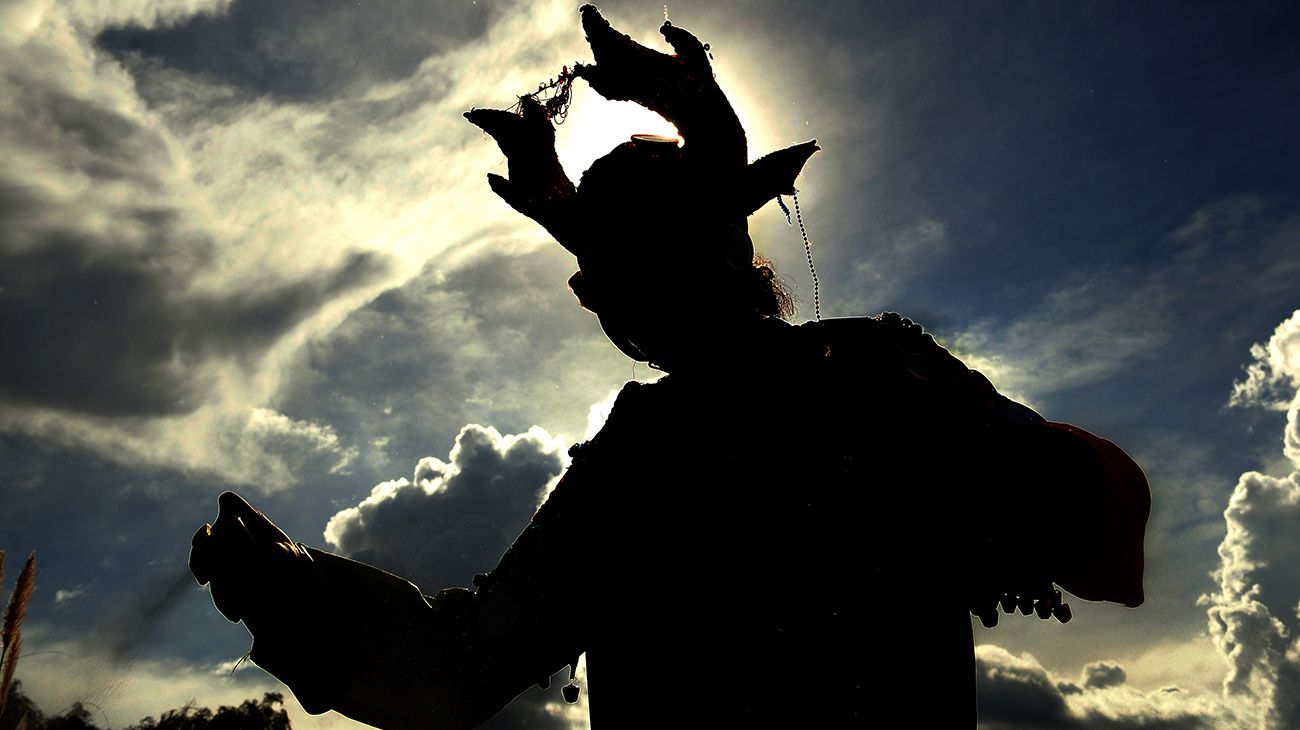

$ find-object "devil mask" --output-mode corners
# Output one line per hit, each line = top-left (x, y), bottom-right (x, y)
(466, 4), (818, 362)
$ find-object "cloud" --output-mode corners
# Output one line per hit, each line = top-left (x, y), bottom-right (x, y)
(1201, 470), (1300, 728)
(63, 0), (236, 33)
(0, 0), (234, 47)
(845, 216), (948, 307)
(975, 645), (1225, 729)
(948, 199), (1300, 408)
(1119, 637), (1226, 698)
(0, 0), (398, 485)
(0, 0), (387, 421)
(950, 273), (1169, 407)
(977, 645), (1076, 727)
(477, 682), (587, 730)
(324, 423), (566, 590)
(0, 0), (616, 487)
(274, 248), (637, 478)
(0, 403), (359, 491)
(583, 387), (623, 441)
(1229, 309), (1300, 466)
(214, 408), (359, 486)
(53, 588), (85, 606)
(0, 237), (386, 418)
(1083, 662), (1129, 690)
(1200, 309), (1300, 728)
(96, 0), (498, 101)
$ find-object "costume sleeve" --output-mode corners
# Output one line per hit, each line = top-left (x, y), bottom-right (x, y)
(819, 313), (1150, 610)
(892, 316), (1150, 609)
(1035, 422), (1149, 607)
(245, 470), (591, 730)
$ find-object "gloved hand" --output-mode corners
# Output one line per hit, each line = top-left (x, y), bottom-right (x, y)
(190, 491), (315, 627)
(190, 492), (345, 712)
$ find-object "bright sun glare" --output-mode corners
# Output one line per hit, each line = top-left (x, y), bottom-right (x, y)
(553, 90), (681, 182)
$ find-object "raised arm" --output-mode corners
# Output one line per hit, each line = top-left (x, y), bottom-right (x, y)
(191, 486), (589, 730)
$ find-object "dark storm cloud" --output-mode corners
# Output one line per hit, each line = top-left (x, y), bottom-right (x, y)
(1, 86), (174, 186)
(975, 647), (1221, 730)
(96, 0), (504, 100)
(0, 22), (390, 418)
(978, 647), (1075, 729)
(0, 231), (386, 417)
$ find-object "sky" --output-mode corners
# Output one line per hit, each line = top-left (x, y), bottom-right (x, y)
(1, 0), (1299, 727)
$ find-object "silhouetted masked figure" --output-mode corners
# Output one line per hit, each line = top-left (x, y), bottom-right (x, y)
(190, 7), (1149, 728)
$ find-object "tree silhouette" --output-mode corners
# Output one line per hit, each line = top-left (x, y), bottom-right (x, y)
(0, 686), (291, 730)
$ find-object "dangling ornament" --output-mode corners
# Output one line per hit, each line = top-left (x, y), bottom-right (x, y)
(562, 662), (581, 704)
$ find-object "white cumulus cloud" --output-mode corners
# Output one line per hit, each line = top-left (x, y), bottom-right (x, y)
(1201, 309), (1300, 728)
(1229, 309), (1300, 467)
(324, 423), (566, 589)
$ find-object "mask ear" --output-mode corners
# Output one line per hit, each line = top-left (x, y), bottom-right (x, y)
(736, 140), (821, 216)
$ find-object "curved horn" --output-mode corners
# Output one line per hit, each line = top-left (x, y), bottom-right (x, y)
(572, 4), (746, 171)
(464, 97), (584, 255)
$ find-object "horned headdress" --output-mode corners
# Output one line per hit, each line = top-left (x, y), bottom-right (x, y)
(466, 5), (818, 360)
